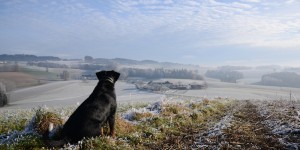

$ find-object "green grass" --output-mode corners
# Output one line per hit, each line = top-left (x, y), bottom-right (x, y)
(0, 110), (34, 134)
(0, 98), (235, 149)
(0, 135), (44, 150)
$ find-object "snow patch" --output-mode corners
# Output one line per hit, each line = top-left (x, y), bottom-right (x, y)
(0, 116), (38, 145)
(122, 101), (162, 122)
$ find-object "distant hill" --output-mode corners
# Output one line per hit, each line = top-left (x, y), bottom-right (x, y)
(94, 57), (161, 65)
(0, 54), (60, 61)
(79, 57), (203, 80)
(93, 57), (199, 69)
(0, 54), (198, 70)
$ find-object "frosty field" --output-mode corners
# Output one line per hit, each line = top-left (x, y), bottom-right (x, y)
(3, 79), (300, 110)
(3, 80), (164, 110)
(0, 80), (299, 149)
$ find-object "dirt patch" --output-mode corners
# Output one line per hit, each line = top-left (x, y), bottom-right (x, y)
(221, 100), (285, 149)
(193, 100), (287, 149)
(0, 72), (41, 91)
(257, 100), (300, 149)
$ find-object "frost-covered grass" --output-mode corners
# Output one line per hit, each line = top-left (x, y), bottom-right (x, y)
(0, 105), (77, 149)
(257, 100), (300, 149)
(1, 97), (299, 149)
(0, 96), (234, 149)
(192, 99), (300, 149)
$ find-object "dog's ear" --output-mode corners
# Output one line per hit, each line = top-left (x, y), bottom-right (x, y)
(111, 70), (120, 81)
(96, 71), (106, 80)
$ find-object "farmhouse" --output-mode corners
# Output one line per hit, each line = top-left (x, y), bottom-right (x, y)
(190, 83), (207, 89)
(136, 80), (207, 91)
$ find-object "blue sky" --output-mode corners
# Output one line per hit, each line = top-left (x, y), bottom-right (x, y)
(0, 0), (300, 66)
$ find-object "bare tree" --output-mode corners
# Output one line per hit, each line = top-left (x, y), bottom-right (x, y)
(13, 61), (19, 72)
(61, 70), (70, 81)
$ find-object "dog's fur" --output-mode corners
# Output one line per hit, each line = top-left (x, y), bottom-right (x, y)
(44, 70), (120, 147)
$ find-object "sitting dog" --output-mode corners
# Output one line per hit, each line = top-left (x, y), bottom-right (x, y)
(44, 70), (120, 147)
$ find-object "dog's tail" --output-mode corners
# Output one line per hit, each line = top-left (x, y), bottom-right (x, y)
(42, 123), (68, 148)
(43, 138), (67, 148)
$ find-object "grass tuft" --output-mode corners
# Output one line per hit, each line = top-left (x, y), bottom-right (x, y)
(129, 112), (153, 121)
(33, 108), (63, 135)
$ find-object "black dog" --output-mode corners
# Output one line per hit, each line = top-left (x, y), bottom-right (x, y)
(44, 70), (120, 147)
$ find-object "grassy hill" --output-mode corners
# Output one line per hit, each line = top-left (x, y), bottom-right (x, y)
(0, 96), (298, 149)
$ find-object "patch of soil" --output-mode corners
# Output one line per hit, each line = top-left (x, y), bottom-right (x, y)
(257, 100), (300, 149)
(220, 100), (285, 149)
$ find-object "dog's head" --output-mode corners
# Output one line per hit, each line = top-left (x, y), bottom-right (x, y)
(96, 70), (120, 84)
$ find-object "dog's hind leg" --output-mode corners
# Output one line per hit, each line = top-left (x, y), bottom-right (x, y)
(108, 115), (116, 137)
(100, 127), (104, 136)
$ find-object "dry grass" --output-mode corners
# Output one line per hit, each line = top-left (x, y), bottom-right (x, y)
(34, 108), (63, 135)
(1, 98), (271, 149)
(128, 112), (154, 121)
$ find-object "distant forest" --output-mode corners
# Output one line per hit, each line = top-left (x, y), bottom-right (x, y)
(0, 54), (204, 80)
(205, 70), (244, 83)
(0, 54), (60, 61)
(259, 72), (300, 88)
(119, 68), (203, 80)
(24, 60), (201, 79)
(27, 62), (68, 68)
(218, 65), (252, 70)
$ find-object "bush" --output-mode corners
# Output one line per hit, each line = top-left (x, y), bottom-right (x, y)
(0, 82), (8, 107)
(33, 108), (63, 135)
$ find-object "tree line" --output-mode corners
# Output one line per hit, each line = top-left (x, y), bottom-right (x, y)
(119, 68), (203, 80)
(27, 62), (68, 68)
(205, 70), (244, 83)
(259, 72), (300, 88)
(26, 61), (117, 71)
(0, 54), (60, 61)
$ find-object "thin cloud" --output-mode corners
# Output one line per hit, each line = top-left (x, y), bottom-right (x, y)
(0, 0), (299, 65)
(240, 0), (261, 3)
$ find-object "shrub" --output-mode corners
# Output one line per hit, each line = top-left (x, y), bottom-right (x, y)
(0, 82), (8, 107)
(0, 90), (7, 107)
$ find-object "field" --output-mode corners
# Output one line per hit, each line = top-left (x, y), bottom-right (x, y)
(5, 81), (163, 108)
(0, 65), (62, 92)
(0, 78), (299, 149)
(0, 72), (42, 92)
(3, 78), (300, 109)
(1, 66), (300, 149)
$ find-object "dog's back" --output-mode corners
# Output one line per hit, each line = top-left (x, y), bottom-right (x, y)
(62, 83), (117, 142)
(44, 70), (120, 147)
